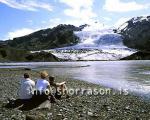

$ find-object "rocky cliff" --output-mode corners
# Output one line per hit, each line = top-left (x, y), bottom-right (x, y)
(119, 16), (150, 51)
(118, 16), (150, 60)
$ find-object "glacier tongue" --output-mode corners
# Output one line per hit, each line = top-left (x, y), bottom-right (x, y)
(51, 48), (135, 61)
(32, 25), (136, 60)
(50, 26), (136, 60)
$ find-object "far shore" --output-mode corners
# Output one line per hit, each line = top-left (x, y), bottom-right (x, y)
(0, 68), (150, 120)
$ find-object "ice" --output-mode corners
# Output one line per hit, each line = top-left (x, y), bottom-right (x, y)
(31, 23), (136, 60)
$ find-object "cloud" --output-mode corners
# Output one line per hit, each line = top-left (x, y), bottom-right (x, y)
(59, 0), (97, 24)
(6, 28), (35, 39)
(0, 0), (53, 11)
(102, 17), (112, 21)
(114, 17), (131, 28)
(103, 0), (150, 12)
(47, 17), (109, 33)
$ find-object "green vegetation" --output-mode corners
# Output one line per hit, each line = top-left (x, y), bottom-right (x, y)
(0, 46), (61, 62)
(7, 24), (84, 51)
(0, 46), (29, 61)
(25, 51), (61, 62)
(0, 24), (86, 62)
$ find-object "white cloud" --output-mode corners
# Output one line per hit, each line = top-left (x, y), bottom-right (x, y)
(102, 17), (112, 21)
(103, 0), (150, 12)
(7, 28), (35, 39)
(0, 0), (53, 11)
(59, 0), (97, 24)
(47, 17), (110, 32)
(47, 18), (80, 27)
(114, 17), (131, 28)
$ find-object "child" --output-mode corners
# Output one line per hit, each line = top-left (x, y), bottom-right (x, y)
(49, 76), (69, 99)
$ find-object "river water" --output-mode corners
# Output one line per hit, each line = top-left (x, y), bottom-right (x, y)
(0, 61), (150, 98)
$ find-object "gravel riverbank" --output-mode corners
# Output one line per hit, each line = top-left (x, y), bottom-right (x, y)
(0, 68), (150, 120)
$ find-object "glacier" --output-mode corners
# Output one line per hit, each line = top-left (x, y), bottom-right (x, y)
(32, 24), (136, 60)
(51, 25), (136, 60)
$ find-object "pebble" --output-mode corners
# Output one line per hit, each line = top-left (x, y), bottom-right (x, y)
(47, 113), (53, 119)
(69, 103), (73, 107)
(60, 109), (63, 112)
(57, 113), (62, 116)
(124, 106), (130, 110)
(47, 113), (52, 116)
(63, 118), (68, 120)
(140, 109), (146, 113)
(87, 111), (93, 116)
(106, 106), (111, 111)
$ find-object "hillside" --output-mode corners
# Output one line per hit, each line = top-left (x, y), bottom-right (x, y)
(0, 24), (87, 62)
(118, 15), (150, 60)
(0, 46), (61, 62)
(6, 24), (86, 51)
(118, 16), (150, 51)
(121, 51), (150, 60)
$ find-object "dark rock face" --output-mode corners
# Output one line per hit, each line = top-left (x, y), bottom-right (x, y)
(119, 16), (150, 51)
(25, 51), (61, 62)
(121, 51), (150, 60)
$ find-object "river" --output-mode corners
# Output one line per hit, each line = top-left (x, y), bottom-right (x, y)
(0, 60), (150, 98)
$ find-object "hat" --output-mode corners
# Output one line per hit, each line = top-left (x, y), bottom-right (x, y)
(40, 71), (48, 78)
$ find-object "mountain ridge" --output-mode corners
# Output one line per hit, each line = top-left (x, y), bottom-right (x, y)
(1, 24), (87, 51)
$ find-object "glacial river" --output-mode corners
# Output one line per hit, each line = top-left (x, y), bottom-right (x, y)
(0, 61), (150, 98)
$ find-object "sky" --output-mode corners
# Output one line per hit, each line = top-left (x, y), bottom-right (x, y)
(0, 0), (150, 40)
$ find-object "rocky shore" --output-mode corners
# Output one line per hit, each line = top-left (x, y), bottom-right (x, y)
(0, 68), (150, 120)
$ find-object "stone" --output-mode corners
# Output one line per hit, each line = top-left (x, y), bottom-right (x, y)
(37, 100), (51, 110)
(59, 109), (63, 112)
(124, 106), (130, 110)
(87, 111), (93, 116)
(63, 118), (68, 120)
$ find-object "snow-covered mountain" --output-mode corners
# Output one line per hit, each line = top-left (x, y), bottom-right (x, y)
(32, 23), (136, 60)
(119, 16), (150, 51)
(51, 24), (135, 60)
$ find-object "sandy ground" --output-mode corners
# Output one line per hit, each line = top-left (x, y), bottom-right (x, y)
(0, 68), (150, 120)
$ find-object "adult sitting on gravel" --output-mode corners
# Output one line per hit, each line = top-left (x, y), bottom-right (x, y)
(5, 73), (35, 108)
(34, 71), (56, 103)
(49, 76), (69, 99)
(18, 73), (35, 100)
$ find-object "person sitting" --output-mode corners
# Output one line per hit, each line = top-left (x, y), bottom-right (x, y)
(35, 71), (56, 103)
(6, 73), (35, 108)
(18, 73), (35, 101)
(49, 76), (69, 99)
